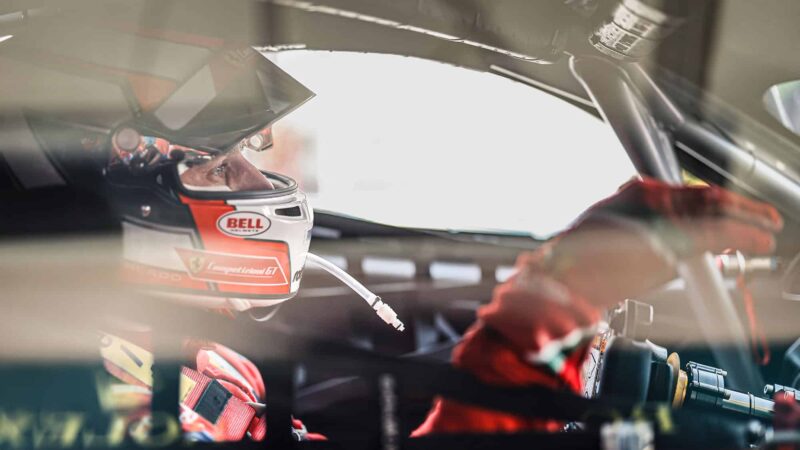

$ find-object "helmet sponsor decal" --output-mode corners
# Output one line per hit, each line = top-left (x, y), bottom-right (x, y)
(176, 248), (288, 286)
(216, 211), (271, 237)
(121, 261), (210, 290)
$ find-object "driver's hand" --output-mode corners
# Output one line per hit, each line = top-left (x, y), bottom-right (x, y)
(543, 177), (783, 308)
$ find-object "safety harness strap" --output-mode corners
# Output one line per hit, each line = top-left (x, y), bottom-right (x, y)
(179, 367), (256, 441)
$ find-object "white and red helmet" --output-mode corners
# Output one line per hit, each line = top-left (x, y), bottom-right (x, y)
(106, 132), (403, 330)
(107, 129), (313, 311)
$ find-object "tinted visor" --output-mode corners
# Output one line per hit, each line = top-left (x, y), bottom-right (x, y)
(144, 49), (313, 152)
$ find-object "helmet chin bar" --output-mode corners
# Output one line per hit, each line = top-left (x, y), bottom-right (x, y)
(305, 253), (405, 332)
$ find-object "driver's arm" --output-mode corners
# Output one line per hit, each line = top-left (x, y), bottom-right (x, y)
(413, 177), (782, 435)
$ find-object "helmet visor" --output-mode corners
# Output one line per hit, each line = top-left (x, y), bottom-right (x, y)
(146, 50), (313, 152)
(110, 126), (294, 196)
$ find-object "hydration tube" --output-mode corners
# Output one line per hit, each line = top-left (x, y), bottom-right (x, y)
(305, 253), (405, 331)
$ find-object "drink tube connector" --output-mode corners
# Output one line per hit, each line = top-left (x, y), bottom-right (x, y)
(685, 362), (775, 420)
(305, 253), (405, 331)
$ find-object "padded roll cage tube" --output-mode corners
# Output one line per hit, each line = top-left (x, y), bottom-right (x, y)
(674, 122), (800, 222)
(569, 55), (764, 392)
(626, 65), (800, 222)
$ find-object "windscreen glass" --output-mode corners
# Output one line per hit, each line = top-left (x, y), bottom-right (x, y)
(254, 51), (635, 237)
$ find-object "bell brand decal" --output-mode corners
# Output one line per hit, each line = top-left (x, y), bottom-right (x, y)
(216, 211), (270, 237)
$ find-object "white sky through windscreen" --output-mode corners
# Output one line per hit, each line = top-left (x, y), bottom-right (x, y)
(264, 51), (635, 238)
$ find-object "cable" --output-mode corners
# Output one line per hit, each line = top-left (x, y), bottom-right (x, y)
(248, 304), (282, 322)
(305, 253), (405, 332)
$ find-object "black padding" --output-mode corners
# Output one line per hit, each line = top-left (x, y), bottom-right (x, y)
(598, 338), (653, 402)
(647, 360), (675, 402)
(0, 187), (120, 237)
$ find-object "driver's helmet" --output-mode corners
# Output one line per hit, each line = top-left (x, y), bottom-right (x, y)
(106, 125), (312, 311)
(0, 20), (316, 310)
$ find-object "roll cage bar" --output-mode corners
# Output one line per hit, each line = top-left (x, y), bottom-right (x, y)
(570, 56), (800, 394)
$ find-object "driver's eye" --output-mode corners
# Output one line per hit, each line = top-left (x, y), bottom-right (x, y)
(212, 164), (227, 177)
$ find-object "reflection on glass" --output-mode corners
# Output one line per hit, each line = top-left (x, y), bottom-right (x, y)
(764, 80), (800, 135)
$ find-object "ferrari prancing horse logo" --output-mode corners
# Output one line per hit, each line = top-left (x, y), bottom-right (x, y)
(189, 256), (206, 275)
(175, 248), (289, 287)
